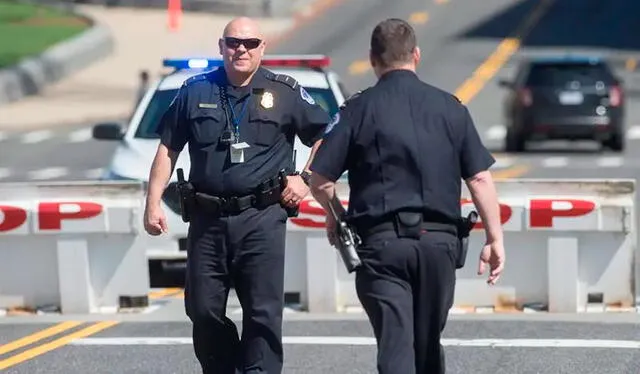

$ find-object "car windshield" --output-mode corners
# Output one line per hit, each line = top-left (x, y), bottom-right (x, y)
(525, 63), (615, 87)
(134, 86), (339, 139)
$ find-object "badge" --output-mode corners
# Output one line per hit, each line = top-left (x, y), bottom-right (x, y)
(230, 142), (250, 163)
(261, 91), (274, 109)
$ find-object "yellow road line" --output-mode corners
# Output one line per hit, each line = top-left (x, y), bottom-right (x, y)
(0, 321), (82, 356)
(492, 164), (530, 180)
(625, 58), (637, 72)
(148, 287), (183, 300)
(0, 321), (119, 371)
(409, 11), (429, 25)
(454, 0), (555, 105)
(348, 59), (371, 75)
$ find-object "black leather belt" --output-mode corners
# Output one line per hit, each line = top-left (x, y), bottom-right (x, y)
(354, 214), (458, 239)
(193, 175), (283, 216)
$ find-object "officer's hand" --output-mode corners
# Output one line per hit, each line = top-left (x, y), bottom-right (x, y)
(325, 215), (338, 246)
(144, 202), (168, 236)
(478, 240), (505, 285)
(281, 175), (309, 208)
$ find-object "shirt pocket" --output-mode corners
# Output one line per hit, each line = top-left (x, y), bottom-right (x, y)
(189, 107), (225, 144)
(249, 110), (285, 146)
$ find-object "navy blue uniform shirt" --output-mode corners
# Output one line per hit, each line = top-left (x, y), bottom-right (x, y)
(309, 69), (495, 224)
(157, 66), (331, 196)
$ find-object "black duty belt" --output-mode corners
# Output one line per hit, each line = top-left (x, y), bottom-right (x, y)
(193, 175), (283, 216)
(354, 213), (458, 239)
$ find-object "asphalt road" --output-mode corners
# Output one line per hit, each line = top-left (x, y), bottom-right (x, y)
(2, 304), (640, 374)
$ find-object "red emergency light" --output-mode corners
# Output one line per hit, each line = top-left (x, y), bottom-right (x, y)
(260, 55), (331, 68)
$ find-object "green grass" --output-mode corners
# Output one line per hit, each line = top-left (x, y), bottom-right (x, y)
(0, 0), (89, 68)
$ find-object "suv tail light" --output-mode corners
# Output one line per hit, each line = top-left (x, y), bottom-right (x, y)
(518, 88), (532, 106)
(609, 85), (622, 107)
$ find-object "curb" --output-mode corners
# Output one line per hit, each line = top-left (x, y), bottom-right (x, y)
(0, 10), (114, 106)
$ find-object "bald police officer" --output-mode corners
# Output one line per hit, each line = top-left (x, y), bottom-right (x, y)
(143, 17), (331, 374)
(309, 19), (506, 374)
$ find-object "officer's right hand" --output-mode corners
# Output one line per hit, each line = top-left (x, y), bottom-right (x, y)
(325, 215), (338, 246)
(478, 240), (505, 285)
(144, 203), (168, 236)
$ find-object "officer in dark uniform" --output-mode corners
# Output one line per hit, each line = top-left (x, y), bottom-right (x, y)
(309, 18), (506, 374)
(143, 17), (331, 374)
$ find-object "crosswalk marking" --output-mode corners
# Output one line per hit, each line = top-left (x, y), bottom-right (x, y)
(486, 125), (507, 140)
(596, 156), (623, 168)
(626, 126), (640, 140)
(0, 168), (11, 180)
(68, 128), (93, 143)
(482, 124), (640, 141)
(84, 168), (105, 179)
(0, 132), (6, 142)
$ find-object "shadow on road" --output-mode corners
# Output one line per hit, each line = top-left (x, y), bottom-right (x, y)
(456, 0), (640, 52)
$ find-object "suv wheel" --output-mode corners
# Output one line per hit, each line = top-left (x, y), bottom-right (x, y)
(603, 132), (624, 152)
(505, 128), (525, 153)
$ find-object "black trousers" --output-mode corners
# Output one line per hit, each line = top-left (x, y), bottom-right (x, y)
(184, 203), (288, 374)
(355, 228), (458, 374)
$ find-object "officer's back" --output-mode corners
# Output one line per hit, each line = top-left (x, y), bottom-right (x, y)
(344, 70), (486, 227)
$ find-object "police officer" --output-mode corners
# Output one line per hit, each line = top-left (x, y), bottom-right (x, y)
(309, 19), (506, 374)
(143, 17), (331, 374)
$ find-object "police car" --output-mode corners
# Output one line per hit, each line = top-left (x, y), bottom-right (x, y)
(92, 55), (348, 267)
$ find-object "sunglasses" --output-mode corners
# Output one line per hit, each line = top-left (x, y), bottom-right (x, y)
(223, 37), (262, 50)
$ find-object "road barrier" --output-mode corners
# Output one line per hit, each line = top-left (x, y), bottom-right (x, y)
(284, 179), (637, 313)
(0, 181), (149, 314)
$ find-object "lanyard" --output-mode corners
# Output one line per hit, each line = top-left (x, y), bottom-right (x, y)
(227, 95), (250, 140)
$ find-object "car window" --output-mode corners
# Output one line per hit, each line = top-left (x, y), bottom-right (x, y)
(525, 63), (615, 87)
(134, 86), (338, 139)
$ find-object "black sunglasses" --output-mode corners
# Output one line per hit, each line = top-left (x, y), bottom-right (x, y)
(223, 37), (262, 50)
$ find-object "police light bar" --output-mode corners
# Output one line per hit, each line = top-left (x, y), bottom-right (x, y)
(260, 55), (331, 68)
(162, 58), (224, 70)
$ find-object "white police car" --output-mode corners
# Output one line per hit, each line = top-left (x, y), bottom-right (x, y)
(92, 55), (348, 267)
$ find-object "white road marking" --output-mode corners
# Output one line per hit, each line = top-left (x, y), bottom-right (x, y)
(0, 131), (7, 142)
(84, 168), (105, 179)
(492, 156), (515, 168)
(596, 156), (623, 168)
(69, 337), (640, 349)
(486, 125), (506, 140)
(28, 167), (68, 180)
(542, 157), (568, 168)
(68, 128), (93, 143)
(626, 125), (640, 140)
(0, 168), (11, 180)
(21, 130), (53, 144)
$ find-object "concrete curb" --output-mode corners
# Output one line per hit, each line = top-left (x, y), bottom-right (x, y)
(0, 11), (114, 106)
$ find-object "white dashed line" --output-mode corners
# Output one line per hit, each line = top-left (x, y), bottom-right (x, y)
(486, 125), (507, 140)
(596, 156), (623, 168)
(0, 168), (11, 180)
(21, 130), (53, 144)
(626, 125), (640, 140)
(68, 128), (93, 143)
(0, 131), (7, 142)
(84, 168), (105, 179)
(541, 157), (568, 168)
(28, 167), (69, 180)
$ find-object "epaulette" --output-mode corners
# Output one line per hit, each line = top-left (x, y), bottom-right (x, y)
(339, 88), (367, 110)
(182, 72), (209, 87)
(266, 73), (298, 90)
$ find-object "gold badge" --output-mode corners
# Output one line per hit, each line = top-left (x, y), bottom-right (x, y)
(261, 91), (274, 109)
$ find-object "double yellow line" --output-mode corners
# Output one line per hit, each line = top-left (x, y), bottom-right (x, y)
(0, 320), (118, 370)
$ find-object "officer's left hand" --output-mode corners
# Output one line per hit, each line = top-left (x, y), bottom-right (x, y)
(281, 175), (309, 208)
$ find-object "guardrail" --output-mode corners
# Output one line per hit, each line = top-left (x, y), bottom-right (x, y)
(284, 179), (638, 313)
(0, 181), (149, 314)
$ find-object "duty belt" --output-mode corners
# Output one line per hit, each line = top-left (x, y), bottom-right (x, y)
(354, 213), (458, 239)
(193, 175), (283, 216)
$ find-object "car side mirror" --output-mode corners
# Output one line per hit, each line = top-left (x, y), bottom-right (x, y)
(498, 79), (513, 89)
(93, 122), (124, 140)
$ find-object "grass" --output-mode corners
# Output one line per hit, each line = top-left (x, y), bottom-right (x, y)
(0, 0), (90, 69)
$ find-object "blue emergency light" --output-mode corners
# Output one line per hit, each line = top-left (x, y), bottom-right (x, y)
(162, 58), (224, 70)
(162, 55), (331, 71)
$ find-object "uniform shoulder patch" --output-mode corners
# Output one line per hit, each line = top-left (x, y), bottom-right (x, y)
(182, 72), (209, 87)
(268, 73), (299, 90)
(324, 112), (340, 134)
(299, 86), (315, 105)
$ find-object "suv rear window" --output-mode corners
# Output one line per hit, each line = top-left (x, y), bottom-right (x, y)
(135, 86), (338, 139)
(525, 62), (615, 87)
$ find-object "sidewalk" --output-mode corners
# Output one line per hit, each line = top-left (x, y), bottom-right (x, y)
(0, 4), (301, 130)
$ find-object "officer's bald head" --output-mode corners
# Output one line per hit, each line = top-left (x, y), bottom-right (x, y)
(218, 17), (266, 84)
(369, 18), (421, 76)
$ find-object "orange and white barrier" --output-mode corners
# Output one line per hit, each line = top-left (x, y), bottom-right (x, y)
(0, 181), (149, 314)
(284, 179), (637, 313)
